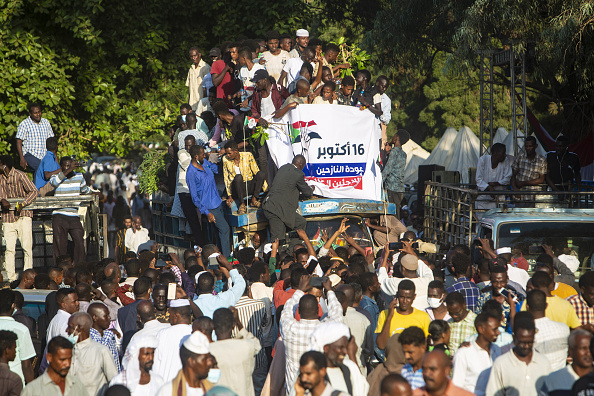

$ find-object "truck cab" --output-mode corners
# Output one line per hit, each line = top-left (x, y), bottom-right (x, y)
(476, 208), (594, 273)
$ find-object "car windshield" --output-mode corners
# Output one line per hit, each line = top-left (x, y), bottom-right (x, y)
(497, 221), (594, 272)
(304, 216), (372, 249)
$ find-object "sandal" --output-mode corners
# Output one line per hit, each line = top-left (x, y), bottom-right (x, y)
(250, 199), (261, 208)
(238, 203), (247, 214)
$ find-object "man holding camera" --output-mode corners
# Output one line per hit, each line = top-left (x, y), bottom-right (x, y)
(50, 156), (94, 265)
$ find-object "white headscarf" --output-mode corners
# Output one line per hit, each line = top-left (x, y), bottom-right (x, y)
(120, 335), (158, 391)
(308, 322), (350, 352)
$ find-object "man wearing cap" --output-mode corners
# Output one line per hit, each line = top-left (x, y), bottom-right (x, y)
(187, 46), (211, 111)
(111, 335), (163, 396)
(496, 247), (530, 289)
(378, 250), (431, 310)
(155, 331), (215, 396)
(290, 29), (310, 59)
(152, 299), (193, 383)
(308, 322), (370, 395)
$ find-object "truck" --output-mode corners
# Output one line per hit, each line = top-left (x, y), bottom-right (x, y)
(423, 181), (594, 273)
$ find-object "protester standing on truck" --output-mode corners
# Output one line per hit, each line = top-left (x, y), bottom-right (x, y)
(382, 129), (410, 217)
(511, 136), (547, 207)
(546, 135), (581, 191)
(475, 143), (512, 211)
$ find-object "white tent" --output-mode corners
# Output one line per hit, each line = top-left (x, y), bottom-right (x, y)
(503, 130), (547, 158)
(444, 126), (481, 183)
(422, 127), (458, 167)
(493, 127), (509, 144)
(402, 139), (430, 184)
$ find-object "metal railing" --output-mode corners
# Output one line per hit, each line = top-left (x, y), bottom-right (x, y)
(423, 182), (594, 248)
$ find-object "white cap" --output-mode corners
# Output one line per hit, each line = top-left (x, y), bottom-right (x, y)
(329, 274), (342, 287)
(183, 331), (210, 355)
(195, 271), (207, 285)
(496, 247), (512, 255)
(168, 299), (190, 308)
(296, 29), (309, 37)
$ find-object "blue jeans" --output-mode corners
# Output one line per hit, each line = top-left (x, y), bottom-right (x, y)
(209, 203), (231, 257)
(24, 153), (41, 183)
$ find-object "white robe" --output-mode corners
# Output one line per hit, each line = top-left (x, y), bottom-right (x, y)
(475, 154), (513, 210)
(152, 324), (192, 383)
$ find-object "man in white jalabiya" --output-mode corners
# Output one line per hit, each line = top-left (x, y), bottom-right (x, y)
(475, 143), (513, 211)
(152, 299), (193, 383)
(110, 335), (164, 396)
(306, 322), (370, 396)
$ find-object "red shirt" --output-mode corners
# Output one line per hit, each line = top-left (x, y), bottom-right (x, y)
(273, 280), (324, 319)
(512, 256), (530, 271)
(211, 60), (235, 100)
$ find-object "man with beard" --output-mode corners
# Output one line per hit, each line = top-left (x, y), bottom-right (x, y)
(21, 336), (89, 396)
(412, 350), (473, 396)
(486, 312), (552, 396)
(49, 156), (94, 265)
(294, 351), (349, 396)
(110, 335), (163, 396)
(308, 322), (369, 395)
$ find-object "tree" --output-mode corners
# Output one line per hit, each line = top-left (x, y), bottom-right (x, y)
(0, 0), (308, 159)
(367, 0), (594, 141)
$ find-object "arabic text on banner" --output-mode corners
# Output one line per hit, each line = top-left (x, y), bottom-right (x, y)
(265, 104), (382, 201)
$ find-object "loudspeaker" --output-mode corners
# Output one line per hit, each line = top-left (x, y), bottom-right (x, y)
(417, 164), (444, 215)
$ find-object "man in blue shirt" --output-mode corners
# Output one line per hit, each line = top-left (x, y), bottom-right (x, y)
(186, 144), (231, 257)
(34, 137), (61, 191)
(382, 129), (409, 217)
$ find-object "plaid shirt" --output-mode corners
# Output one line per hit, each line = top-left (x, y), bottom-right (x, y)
(475, 290), (511, 327)
(568, 294), (594, 325)
(512, 150), (547, 193)
(280, 289), (343, 392)
(446, 277), (481, 312)
(0, 168), (37, 222)
(401, 363), (425, 390)
(16, 116), (54, 159)
(448, 310), (477, 357)
(90, 328), (122, 372)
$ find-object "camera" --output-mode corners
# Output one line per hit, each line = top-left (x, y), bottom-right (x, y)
(389, 242), (419, 250)
(71, 155), (87, 167)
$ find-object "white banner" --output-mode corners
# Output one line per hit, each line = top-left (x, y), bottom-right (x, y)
(266, 104), (382, 201)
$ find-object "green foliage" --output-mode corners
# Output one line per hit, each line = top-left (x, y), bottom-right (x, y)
(329, 37), (371, 78)
(137, 149), (168, 195)
(0, 0), (308, 160)
(251, 126), (269, 147)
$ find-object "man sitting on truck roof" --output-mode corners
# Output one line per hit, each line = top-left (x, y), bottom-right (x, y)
(475, 143), (512, 211)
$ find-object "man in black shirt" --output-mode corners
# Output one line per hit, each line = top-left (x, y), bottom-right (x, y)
(546, 135), (581, 191)
(351, 70), (382, 117)
(212, 100), (249, 151)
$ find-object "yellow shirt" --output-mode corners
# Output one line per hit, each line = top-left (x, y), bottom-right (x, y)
(521, 295), (581, 328)
(375, 308), (431, 336)
(552, 282), (577, 299)
(222, 152), (268, 196)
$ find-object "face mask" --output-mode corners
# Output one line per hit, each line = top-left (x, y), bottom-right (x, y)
(181, 115), (187, 122)
(427, 297), (443, 309)
(207, 368), (221, 384)
(66, 333), (79, 345)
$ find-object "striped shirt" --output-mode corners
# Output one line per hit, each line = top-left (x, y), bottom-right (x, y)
(0, 168), (38, 222)
(16, 116), (54, 159)
(49, 172), (91, 216)
(234, 296), (268, 369)
(402, 364), (425, 390)
(90, 328), (122, 372)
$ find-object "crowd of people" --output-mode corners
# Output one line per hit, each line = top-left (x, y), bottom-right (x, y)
(0, 26), (592, 396)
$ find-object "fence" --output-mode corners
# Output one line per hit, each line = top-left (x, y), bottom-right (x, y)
(423, 182), (594, 248)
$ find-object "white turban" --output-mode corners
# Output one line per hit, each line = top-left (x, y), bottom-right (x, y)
(309, 322), (350, 352)
(120, 335), (158, 391)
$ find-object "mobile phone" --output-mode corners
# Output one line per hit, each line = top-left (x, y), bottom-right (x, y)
(158, 253), (172, 261)
(167, 282), (177, 300)
(155, 259), (167, 268)
(498, 287), (518, 302)
(389, 242), (419, 250)
(473, 239), (482, 247)
(208, 256), (220, 270)
(529, 245), (544, 255)
(309, 276), (328, 288)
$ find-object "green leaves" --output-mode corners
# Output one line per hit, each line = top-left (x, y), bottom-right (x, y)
(251, 126), (269, 146)
(137, 149), (168, 195)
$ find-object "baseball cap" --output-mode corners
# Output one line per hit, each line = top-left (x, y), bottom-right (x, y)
(250, 69), (270, 83)
(209, 48), (221, 57)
